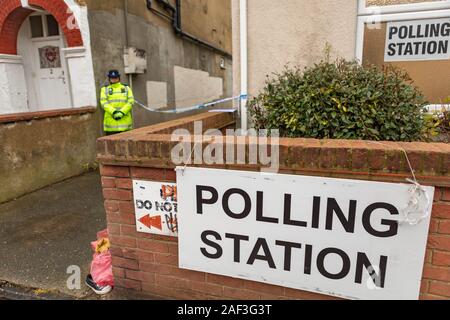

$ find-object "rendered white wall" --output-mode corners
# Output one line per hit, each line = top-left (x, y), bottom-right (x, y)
(17, 18), (38, 111)
(64, 0), (97, 108)
(3, 0), (97, 115)
(0, 55), (28, 114)
(146, 81), (168, 110)
(174, 65), (223, 110)
(233, 0), (358, 98)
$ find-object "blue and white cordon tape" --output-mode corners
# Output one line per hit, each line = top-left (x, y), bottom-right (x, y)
(134, 94), (247, 114)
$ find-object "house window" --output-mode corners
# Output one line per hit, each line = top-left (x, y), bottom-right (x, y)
(46, 15), (60, 37)
(30, 15), (44, 38)
(356, 0), (450, 103)
(30, 14), (60, 38)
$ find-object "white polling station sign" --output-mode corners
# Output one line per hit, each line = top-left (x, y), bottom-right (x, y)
(385, 18), (450, 62)
(133, 180), (178, 237)
(176, 168), (434, 300)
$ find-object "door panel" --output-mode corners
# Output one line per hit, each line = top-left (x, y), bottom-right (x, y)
(33, 40), (71, 109)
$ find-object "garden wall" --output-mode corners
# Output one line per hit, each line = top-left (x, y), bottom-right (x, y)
(97, 112), (450, 300)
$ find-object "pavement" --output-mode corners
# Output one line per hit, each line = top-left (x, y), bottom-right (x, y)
(0, 171), (107, 300)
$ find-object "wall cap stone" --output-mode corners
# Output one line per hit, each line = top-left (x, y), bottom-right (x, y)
(97, 112), (450, 187)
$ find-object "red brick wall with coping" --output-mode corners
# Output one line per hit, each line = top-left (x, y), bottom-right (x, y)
(97, 112), (450, 300)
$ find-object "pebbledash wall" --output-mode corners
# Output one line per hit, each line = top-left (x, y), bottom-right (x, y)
(97, 112), (450, 300)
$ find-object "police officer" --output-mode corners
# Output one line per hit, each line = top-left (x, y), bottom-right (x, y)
(100, 70), (135, 135)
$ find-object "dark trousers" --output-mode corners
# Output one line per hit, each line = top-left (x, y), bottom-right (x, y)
(105, 132), (121, 136)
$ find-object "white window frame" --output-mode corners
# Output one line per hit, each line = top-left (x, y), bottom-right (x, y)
(356, 0), (450, 61)
(29, 11), (61, 40)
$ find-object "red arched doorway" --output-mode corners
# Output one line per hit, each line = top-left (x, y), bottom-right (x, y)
(0, 0), (83, 55)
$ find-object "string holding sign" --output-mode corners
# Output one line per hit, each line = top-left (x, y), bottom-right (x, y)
(371, 142), (432, 226)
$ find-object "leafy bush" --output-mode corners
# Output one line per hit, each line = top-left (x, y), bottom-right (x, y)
(424, 109), (450, 143)
(249, 59), (428, 141)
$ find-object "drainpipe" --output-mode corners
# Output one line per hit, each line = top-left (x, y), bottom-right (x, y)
(148, 0), (232, 59)
(123, 0), (133, 89)
(123, 0), (135, 128)
(123, 0), (129, 48)
(240, 0), (248, 132)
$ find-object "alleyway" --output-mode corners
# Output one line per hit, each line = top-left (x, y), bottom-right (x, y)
(0, 171), (106, 299)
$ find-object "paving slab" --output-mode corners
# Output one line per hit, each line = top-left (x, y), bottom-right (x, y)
(0, 171), (107, 299)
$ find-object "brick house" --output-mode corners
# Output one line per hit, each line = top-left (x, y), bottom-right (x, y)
(0, 0), (232, 204)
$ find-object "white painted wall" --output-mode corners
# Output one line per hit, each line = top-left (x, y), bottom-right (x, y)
(64, 0), (97, 108)
(174, 65), (223, 110)
(0, 0), (97, 115)
(17, 17), (45, 111)
(233, 0), (359, 98)
(146, 81), (168, 110)
(0, 55), (28, 114)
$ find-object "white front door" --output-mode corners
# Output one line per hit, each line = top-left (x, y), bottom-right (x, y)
(32, 39), (71, 109)
(18, 12), (73, 111)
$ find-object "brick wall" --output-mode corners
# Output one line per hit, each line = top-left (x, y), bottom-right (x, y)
(97, 112), (450, 300)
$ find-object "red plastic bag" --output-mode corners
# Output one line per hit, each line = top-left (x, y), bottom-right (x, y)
(90, 229), (114, 287)
(90, 251), (114, 287)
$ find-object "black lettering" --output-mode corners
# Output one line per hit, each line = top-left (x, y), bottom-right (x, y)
(389, 26), (398, 40)
(408, 25), (416, 39)
(362, 203), (399, 238)
(326, 198), (357, 233)
(397, 42), (406, 55)
(155, 201), (165, 211)
(425, 24), (430, 38)
(247, 238), (276, 269)
(413, 42), (422, 55)
(355, 253), (388, 289)
(163, 202), (172, 212)
(200, 230), (223, 259)
(223, 189), (251, 219)
(311, 197), (321, 229)
(304, 245), (313, 275)
(196, 185), (218, 214)
(275, 241), (302, 271)
(428, 41), (438, 54)
(399, 26), (408, 39)
(441, 22), (450, 36)
(404, 42), (413, 55)
(387, 43), (396, 56)
(225, 233), (250, 263)
(283, 194), (307, 227)
(439, 40), (448, 54)
(417, 24), (424, 38)
(317, 248), (351, 280)
(431, 23), (440, 37)
(256, 191), (278, 224)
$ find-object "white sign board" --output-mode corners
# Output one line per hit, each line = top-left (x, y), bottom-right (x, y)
(385, 18), (450, 62)
(177, 168), (434, 300)
(133, 180), (178, 237)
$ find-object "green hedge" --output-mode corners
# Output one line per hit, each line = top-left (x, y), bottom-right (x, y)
(249, 59), (427, 142)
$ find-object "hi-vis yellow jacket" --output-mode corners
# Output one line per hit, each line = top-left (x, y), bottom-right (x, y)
(100, 82), (135, 132)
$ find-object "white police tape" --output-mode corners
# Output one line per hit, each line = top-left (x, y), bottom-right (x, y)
(134, 95), (247, 114)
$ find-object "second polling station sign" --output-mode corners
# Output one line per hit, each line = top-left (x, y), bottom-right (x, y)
(385, 18), (450, 62)
(176, 168), (434, 300)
